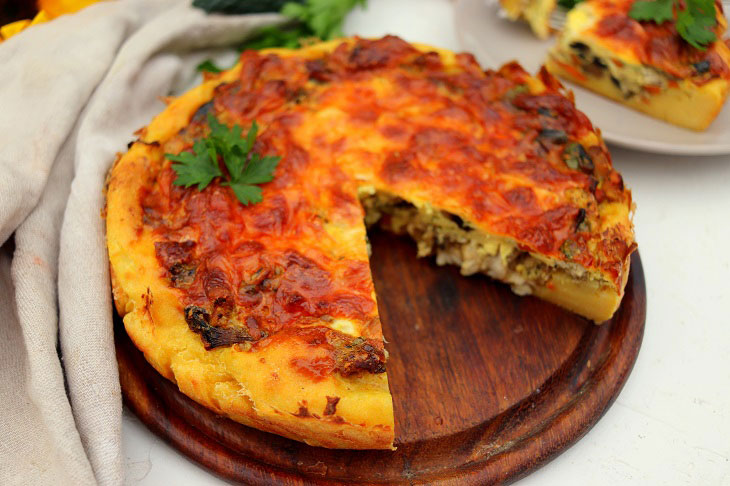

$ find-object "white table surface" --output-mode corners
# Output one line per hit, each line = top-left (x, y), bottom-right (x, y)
(122, 1), (730, 484)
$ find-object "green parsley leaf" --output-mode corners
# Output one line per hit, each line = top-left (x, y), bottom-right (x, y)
(227, 182), (264, 206)
(557, 0), (584, 9)
(237, 0), (367, 51)
(165, 115), (280, 206)
(282, 0), (365, 40)
(676, 0), (718, 50)
(166, 140), (222, 191)
(239, 25), (306, 51)
(629, 0), (717, 50)
(196, 60), (223, 73)
(206, 113), (246, 178)
(629, 0), (674, 23)
(241, 154), (281, 184)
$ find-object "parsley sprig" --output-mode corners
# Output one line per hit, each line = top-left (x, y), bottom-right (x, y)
(630, 0), (718, 50)
(239, 0), (366, 51)
(165, 114), (280, 205)
(281, 0), (366, 40)
(194, 0), (366, 72)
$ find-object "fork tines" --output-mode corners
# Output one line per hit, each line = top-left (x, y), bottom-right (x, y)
(549, 8), (567, 30)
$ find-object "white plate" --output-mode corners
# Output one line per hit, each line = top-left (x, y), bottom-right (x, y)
(454, 0), (730, 155)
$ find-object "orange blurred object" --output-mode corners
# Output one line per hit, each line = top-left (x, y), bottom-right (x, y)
(37, 0), (103, 19)
(0, 18), (30, 39)
(1, 0), (103, 42)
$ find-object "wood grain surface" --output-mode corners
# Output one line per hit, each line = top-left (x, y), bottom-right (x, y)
(116, 230), (646, 485)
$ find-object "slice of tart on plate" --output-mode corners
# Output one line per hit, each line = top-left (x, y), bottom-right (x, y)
(546, 0), (730, 130)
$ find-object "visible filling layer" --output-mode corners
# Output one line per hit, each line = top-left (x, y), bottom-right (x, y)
(553, 40), (673, 98)
(360, 190), (608, 297)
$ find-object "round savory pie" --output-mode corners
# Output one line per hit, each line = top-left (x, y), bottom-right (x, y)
(105, 36), (635, 449)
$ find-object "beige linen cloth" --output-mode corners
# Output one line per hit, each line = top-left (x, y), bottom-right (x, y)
(0, 2), (281, 484)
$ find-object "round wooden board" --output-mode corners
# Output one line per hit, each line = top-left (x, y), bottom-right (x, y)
(116, 231), (646, 485)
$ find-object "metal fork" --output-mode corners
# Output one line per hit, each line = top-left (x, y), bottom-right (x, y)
(548, 0), (730, 31)
(548, 8), (567, 31)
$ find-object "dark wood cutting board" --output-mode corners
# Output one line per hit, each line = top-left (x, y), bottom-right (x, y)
(116, 230), (646, 485)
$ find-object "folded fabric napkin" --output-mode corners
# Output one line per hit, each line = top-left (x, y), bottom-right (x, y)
(0, 2), (281, 484)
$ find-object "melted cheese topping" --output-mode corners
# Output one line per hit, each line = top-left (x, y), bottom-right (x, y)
(140, 36), (634, 346)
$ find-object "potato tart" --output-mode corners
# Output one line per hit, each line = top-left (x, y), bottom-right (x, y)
(547, 0), (730, 130)
(106, 36), (635, 449)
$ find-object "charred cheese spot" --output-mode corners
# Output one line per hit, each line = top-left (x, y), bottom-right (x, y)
(184, 305), (254, 350)
(286, 327), (386, 380)
(324, 396), (340, 416)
